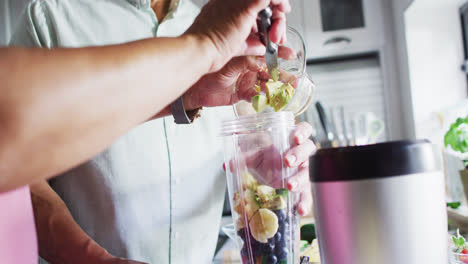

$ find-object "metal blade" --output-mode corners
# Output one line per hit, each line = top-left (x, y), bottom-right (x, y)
(265, 43), (279, 81)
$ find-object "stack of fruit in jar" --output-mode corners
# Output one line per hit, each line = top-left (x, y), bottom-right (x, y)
(233, 172), (296, 264)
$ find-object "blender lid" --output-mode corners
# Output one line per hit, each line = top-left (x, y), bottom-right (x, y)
(310, 140), (442, 182)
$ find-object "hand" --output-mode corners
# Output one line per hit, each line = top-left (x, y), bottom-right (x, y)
(100, 256), (148, 264)
(245, 122), (315, 215)
(185, 0), (291, 72)
(183, 47), (297, 110)
(224, 122), (316, 216)
(284, 122), (316, 215)
(71, 239), (148, 264)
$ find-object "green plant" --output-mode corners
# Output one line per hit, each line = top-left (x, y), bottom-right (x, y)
(448, 202), (462, 209)
(445, 115), (468, 168)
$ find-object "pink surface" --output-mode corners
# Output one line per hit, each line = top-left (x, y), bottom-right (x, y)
(0, 186), (37, 263)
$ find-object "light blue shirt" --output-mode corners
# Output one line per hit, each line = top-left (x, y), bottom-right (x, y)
(10, 0), (234, 263)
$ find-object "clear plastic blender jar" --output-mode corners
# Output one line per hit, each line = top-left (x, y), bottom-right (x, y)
(220, 111), (301, 264)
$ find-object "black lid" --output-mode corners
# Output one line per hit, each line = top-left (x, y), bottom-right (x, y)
(310, 140), (442, 182)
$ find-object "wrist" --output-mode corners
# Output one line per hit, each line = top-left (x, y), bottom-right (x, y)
(182, 33), (220, 74)
(182, 86), (201, 111)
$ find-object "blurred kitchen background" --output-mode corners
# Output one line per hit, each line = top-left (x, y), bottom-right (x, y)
(3, 0), (468, 262)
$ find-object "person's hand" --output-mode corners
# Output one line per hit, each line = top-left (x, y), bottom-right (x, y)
(284, 122), (316, 215)
(99, 256), (148, 264)
(182, 47), (297, 110)
(86, 253), (147, 264)
(224, 122), (316, 216)
(245, 122), (315, 215)
(185, 0), (291, 73)
(71, 239), (148, 264)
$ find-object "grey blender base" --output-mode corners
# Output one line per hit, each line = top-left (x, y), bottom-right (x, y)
(313, 171), (447, 264)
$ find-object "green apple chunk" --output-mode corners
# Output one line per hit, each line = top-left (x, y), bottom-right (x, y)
(265, 80), (295, 112)
(269, 83), (295, 112)
(251, 94), (269, 113)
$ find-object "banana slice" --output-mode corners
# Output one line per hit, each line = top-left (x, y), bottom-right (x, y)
(244, 189), (260, 220)
(249, 208), (279, 243)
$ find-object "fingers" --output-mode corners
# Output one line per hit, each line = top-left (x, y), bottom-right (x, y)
(242, 36), (267, 56)
(292, 122), (314, 145)
(237, 71), (260, 101)
(277, 46), (296, 60)
(286, 167), (313, 215)
(284, 139), (316, 167)
(269, 9), (287, 44)
(297, 184), (313, 215)
(286, 166), (309, 192)
(271, 0), (291, 13)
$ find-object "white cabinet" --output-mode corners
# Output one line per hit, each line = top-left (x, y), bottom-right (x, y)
(302, 0), (385, 60)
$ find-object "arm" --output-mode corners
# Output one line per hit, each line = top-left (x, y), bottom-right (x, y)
(0, 0), (291, 192)
(31, 180), (145, 264)
(0, 37), (214, 192)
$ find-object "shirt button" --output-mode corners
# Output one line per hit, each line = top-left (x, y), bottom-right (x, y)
(174, 177), (181, 185)
(175, 232), (180, 239)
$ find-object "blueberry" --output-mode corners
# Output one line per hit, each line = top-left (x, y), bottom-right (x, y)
(274, 209), (286, 222)
(274, 231), (282, 243)
(265, 254), (278, 264)
(279, 222), (290, 234)
(250, 241), (263, 257)
(268, 238), (276, 247)
(237, 228), (247, 240)
(241, 246), (248, 257)
(276, 246), (289, 260)
(276, 237), (286, 249)
(263, 239), (275, 253)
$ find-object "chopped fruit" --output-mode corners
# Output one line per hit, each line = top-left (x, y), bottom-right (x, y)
(462, 249), (468, 263)
(249, 208), (279, 243)
(256, 185), (287, 210)
(241, 172), (258, 191)
(265, 80), (284, 99)
(302, 239), (320, 263)
(265, 80), (295, 112)
(233, 183), (295, 264)
(452, 229), (468, 263)
(262, 195), (286, 210)
(257, 185), (276, 201)
(233, 193), (244, 215)
(252, 94), (269, 113)
(270, 83), (294, 112)
(254, 84), (262, 93)
(270, 68), (280, 82)
(244, 189), (260, 220)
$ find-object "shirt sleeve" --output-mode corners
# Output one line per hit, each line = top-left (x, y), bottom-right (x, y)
(9, 0), (56, 48)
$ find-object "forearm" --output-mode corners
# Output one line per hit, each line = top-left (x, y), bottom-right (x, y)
(31, 180), (111, 264)
(0, 34), (214, 192)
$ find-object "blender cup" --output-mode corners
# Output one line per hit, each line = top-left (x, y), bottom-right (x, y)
(233, 27), (314, 118)
(220, 112), (301, 264)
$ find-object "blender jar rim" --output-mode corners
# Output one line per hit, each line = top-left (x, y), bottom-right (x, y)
(220, 111), (295, 136)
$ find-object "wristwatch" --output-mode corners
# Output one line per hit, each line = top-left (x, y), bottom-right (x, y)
(170, 96), (202, 124)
